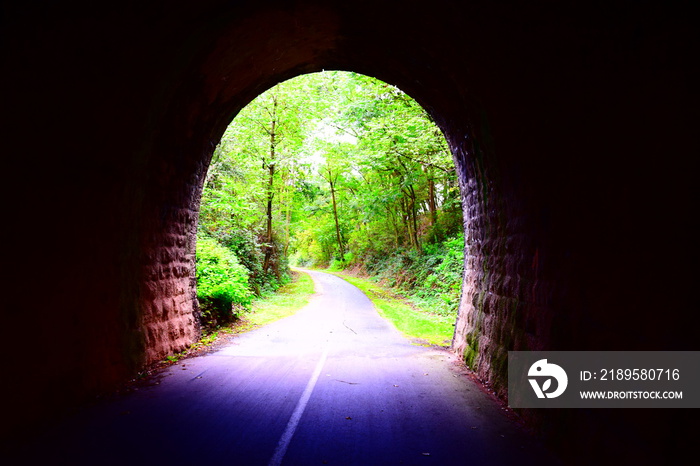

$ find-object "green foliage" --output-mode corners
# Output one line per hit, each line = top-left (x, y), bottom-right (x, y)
(348, 234), (464, 319)
(195, 234), (252, 327)
(410, 234), (465, 315)
(284, 72), (460, 272)
(197, 70), (464, 334)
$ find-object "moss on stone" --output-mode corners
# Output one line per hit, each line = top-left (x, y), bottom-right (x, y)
(463, 332), (479, 368)
(490, 347), (509, 390)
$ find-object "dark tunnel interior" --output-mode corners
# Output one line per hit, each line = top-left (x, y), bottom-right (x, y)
(1, 1), (697, 463)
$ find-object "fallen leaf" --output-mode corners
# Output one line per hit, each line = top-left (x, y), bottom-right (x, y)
(345, 416), (352, 420)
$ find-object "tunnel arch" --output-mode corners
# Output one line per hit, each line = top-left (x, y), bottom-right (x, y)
(137, 1), (552, 397)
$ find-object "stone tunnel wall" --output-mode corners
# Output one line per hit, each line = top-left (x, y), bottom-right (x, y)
(139, 207), (201, 363)
(1, 0), (696, 461)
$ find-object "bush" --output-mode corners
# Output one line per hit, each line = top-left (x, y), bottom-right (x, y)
(196, 234), (253, 327)
(344, 234), (465, 317)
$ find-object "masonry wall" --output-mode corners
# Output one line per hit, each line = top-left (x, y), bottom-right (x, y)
(1, 1), (696, 462)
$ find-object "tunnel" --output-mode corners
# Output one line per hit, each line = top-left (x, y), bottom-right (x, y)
(1, 0), (696, 463)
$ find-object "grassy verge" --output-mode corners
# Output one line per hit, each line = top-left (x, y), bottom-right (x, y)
(246, 269), (315, 326)
(329, 271), (455, 347)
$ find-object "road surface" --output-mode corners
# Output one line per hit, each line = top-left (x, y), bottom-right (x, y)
(13, 270), (560, 465)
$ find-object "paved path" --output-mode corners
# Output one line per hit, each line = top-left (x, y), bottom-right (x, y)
(14, 270), (560, 465)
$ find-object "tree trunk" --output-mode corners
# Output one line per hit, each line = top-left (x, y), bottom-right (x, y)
(402, 186), (420, 253)
(263, 102), (277, 274)
(328, 169), (345, 261)
(400, 194), (412, 248)
(408, 184), (420, 252)
(284, 183), (291, 256)
(427, 169), (437, 226)
(388, 207), (400, 249)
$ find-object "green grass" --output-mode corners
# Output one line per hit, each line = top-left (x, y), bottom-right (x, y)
(329, 272), (455, 347)
(246, 270), (315, 326)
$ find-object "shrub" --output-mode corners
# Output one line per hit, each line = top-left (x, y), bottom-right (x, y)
(344, 234), (464, 317)
(196, 234), (253, 327)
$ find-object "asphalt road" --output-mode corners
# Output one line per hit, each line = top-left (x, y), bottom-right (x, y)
(14, 270), (560, 465)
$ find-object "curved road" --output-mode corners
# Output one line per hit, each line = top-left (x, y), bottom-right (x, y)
(16, 270), (560, 465)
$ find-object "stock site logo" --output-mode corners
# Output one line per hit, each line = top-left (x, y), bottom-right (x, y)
(528, 359), (568, 399)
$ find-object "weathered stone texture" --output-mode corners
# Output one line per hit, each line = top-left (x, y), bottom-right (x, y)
(447, 131), (555, 396)
(138, 202), (202, 364)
